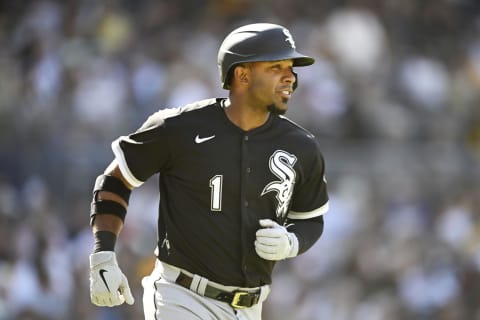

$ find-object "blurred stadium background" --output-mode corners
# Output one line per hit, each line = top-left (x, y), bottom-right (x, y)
(0, 0), (479, 319)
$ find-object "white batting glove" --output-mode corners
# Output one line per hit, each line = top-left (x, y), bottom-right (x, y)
(255, 219), (299, 261)
(89, 251), (134, 307)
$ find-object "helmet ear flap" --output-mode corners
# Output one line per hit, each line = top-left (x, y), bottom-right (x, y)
(292, 71), (298, 91)
(223, 69), (234, 90)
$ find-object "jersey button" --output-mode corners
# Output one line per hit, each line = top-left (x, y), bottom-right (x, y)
(244, 200), (249, 207)
(246, 167), (251, 173)
(244, 136), (249, 141)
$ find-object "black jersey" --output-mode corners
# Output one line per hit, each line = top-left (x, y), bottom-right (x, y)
(112, 98), (329, 287)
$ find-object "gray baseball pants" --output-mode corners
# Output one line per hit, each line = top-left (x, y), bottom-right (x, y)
(142, 260), (270, 320)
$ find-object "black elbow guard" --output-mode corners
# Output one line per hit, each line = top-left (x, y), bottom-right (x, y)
(90, 174), (132, 225)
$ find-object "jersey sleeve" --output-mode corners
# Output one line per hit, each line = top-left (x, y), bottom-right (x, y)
(111, 109), (176, 187)
(288, 139), (329, 219)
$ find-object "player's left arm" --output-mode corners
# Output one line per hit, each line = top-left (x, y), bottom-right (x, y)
(255, 136), (329, 261)
(287, 138), (329, 255)
(285, 215), (324, 255)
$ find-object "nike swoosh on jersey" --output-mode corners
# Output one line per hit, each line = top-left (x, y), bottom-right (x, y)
(99, 269), (110, 292)
(195, 134), (216, 143)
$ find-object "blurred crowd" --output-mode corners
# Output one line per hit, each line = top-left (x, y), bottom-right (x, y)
(0, 0), (480, 319)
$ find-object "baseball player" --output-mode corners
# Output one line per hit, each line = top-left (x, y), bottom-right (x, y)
(89, 23), (329, 320)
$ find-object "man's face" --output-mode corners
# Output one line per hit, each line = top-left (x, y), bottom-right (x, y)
(247, 59), (296, 115)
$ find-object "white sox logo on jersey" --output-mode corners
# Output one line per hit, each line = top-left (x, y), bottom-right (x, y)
(261, 150), (297, 219)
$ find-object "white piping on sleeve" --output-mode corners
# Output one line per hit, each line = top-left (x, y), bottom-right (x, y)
(287, 201), (329, 220)
(111, 137), (144, 188)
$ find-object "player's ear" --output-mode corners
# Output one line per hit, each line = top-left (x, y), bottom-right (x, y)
(233, 64), (250, 86)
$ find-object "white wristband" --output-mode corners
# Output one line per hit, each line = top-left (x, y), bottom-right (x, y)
(287, 232), (299, 258)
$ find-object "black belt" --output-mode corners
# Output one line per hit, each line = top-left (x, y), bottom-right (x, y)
(175, 272), (261, 309)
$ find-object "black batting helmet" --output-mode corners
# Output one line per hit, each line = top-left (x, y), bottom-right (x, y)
(217, 23), (315, 89)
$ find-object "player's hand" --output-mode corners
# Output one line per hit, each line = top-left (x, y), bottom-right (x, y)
(255, 219), (299, 261)
(89, 251), (134, 307)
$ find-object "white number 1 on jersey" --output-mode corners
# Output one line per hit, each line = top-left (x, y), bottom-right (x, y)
(209, 175), (223, 211)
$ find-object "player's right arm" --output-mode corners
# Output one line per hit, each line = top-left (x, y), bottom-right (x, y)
(89, 160), (135, 307)
(92, 161), (132, 236)
(88, 106), (177, 306)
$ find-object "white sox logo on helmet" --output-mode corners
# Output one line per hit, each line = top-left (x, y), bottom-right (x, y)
(282, 28), (296, 48)
(261, 150), (297, 219)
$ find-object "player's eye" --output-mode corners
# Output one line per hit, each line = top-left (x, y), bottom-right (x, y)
(269, 65), (282, 72)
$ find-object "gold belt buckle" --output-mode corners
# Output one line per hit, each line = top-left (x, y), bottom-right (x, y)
(231, 291), (250, 309)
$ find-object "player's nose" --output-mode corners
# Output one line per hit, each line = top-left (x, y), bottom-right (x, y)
(282, 68), (296, 86)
